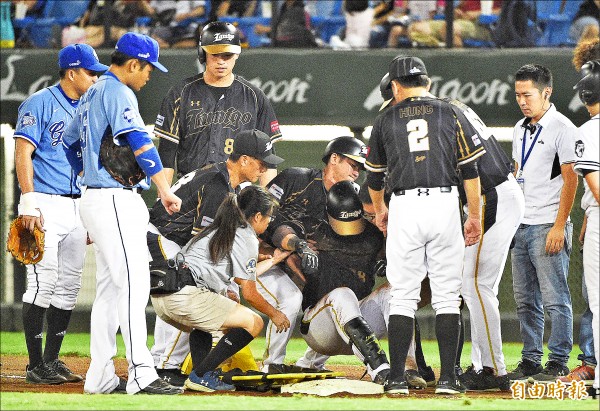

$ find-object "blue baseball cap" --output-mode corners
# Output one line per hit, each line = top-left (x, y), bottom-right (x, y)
(58, 44), (109, 72)
(115, 32), (168, 73)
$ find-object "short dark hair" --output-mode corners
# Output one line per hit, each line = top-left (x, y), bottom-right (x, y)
(229, 153), (242, 162)
(111, 50), (150, 69)
(59, 68), (68, 79)
(394, 74), (429, 89)
(515, 64), (553, 90)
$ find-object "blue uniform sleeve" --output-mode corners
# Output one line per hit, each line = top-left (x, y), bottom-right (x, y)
(104, 85), (147, 137)
(13, 94), (45, 147)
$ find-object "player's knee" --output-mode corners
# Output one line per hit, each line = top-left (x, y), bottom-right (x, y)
(250, 312), (264, 337)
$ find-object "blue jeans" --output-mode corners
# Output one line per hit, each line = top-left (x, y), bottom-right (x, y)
(511, 222), (573, 365)
(577, 279), (596, 365)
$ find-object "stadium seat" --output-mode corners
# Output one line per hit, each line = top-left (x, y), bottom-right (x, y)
(536, 0), (583, 47)
(219, 16), (271, 48)
(13, 0), (90, 48)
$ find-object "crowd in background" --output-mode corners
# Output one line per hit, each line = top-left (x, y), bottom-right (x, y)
(4, 0), (600, 50)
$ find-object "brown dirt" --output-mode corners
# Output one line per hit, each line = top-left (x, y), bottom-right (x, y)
(0, 354), (512, 399)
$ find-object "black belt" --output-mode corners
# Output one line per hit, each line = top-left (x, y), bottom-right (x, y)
(394, 186), (452, 196)
(87, 186), (143, 194)
(59, 194), (81, 199)
(178, 267), (197, 288)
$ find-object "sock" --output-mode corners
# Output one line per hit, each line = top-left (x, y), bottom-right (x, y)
(189, 329), (213, 373)
(388, 315), (414, 381)
(43, 305), (72, 363)
(23, 303), (46, 368)
(414, 318), (429, 370)
(194, 328), (253, 377)
(436, 313), (461, 381)
(456, 309), (465, 369)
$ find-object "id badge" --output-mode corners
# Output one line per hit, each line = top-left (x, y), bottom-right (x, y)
(517, 177), (525, 192)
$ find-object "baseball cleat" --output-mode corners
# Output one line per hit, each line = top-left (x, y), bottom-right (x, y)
(46, 359), (83, 382)
(404, 369), (427, 389)
(156, 368), (188, 387)
(26, 362), (67, 384)
(108, 378), (128, 394)
(418, 365), (436, 387)
(506, 358), (543, 380)
(184, 370), (235, 392)
(384, 377), (409, 395)
(528, 361), (569, 382)
(435, 378), (466, 395)
(139, 378), (184, 395)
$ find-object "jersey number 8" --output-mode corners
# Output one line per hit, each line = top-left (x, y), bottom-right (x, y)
(224, 138), (234, 155)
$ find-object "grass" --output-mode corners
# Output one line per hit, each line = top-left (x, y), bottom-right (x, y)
(1, 332), (595, 410)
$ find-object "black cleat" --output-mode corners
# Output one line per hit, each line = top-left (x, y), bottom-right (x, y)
(26, 362), (67, 385)
(139, 378), (184, 395)
(529, 360), (570, 382)
(435, 377), (466, 395)
(46, 359), (83, 382)
(108, 377), (128, 394)
(156, 368), (188, 387)
(384, 377), (409, 394)
(506, 358), (543, 380)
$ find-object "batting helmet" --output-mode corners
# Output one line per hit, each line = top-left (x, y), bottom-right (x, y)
(197, 21), (241, 65)
(322, 136), (368, 165)
(379, 73), (393, 111)
(326, 181), (365, 236)
(574, 60), (600, 106)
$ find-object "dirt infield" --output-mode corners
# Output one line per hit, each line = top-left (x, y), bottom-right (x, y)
(0, 354), (512, 399)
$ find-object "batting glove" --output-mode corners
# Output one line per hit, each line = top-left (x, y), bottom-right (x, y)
(374, 259), (387, 277)
(295, 240), (319, 276)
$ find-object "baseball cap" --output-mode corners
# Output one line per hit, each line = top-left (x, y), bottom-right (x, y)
(232, 130), (284, 168)
(389, 55), (428, 80)
(115, 32), (168, 73)
(58, 44), (109, 72)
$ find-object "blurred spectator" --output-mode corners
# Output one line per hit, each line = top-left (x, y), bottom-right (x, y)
(149, 0), (206, 48)
(388, 0), (441, 48)
(11, 0), (45, 47)
(569, 0), (599, 44)
(572, 37), (600, 71)
(408, 0), (501, 48)
(330, 0), (374, 49)
(490, 0), (538, 48)
(368, 0), (403, 48)
(79, 0), (154, 48)
(256, 0), (319, 48)
(209, 0), (257, 19)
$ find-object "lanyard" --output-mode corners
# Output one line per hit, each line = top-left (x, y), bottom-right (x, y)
(520, 125), (542, 171)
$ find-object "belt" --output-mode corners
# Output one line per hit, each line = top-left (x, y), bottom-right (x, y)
(87, 186), (143, 194)
(394, 186), (453, 196)
(178, 267), (197, 288)
(59, 194), (81, 199)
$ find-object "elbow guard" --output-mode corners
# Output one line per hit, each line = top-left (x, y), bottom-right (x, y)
(366, 171), (385, 191)
(460, 161), (479, 180)
(136, 146), (164, 178)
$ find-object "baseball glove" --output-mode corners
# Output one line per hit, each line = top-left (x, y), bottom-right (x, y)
(99, 134), (145, 187)
(6, 217), (45, 264)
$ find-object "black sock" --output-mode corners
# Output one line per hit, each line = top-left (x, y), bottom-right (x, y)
(189, 329), (213, 372)
(193, 328), (253, 377)
(456, 310), (465, 369)
(23, 303), (46, 368)
(388, 315), (414, 381)
(436, 313), (460, 381)
(414, 318), (429, 370)
(43, 305), (73, 363)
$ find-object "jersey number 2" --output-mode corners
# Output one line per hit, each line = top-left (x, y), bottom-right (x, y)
(407, 119), (429, 152)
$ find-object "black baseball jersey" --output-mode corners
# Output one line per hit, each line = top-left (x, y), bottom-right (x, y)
(366, 96), (486, 191)
(264, 167), (329, 245)
(149, 162), (235, 247)
(154, 73), (282, 176)
(445, 99), (511, 191)
(301, 221), (385, 311)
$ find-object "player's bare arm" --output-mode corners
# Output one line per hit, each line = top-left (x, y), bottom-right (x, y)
(368, 187), (388, 236)
(545, 163), (578, 255)
(462, 177), (482, 246)
(15, 138), (44, 232)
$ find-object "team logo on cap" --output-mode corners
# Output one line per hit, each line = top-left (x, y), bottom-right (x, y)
(409, 67), (421, 74)
(138, 52), (150, 58)
(360, 145), (368, 156)
(265, 141), (273, 152)
(214, 33), (235, 42)
(69, 60), (81, 67)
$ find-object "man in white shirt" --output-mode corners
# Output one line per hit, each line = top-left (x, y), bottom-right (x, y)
(507, 64), (579, 382)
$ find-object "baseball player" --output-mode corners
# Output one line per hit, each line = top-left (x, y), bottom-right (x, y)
(148, 129), (284, 385)
(572, 60), (599, 396)
(507, 64), (578, 382)
(151, 186), (291, 392)
(14, 44), (108, 385)
(150, 20), (283, 372)
(153, 21), (282, 186)
(366, 55), (485, 395)
(258, 136), (367, 372)
(290, 181), (390, 384)
(62, 32), (183, 395)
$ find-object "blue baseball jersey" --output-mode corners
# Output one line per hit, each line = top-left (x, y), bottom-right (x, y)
(63, 72), (150, 189)
(14, 85), (80, 195)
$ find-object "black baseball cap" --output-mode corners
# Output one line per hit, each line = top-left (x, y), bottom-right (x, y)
(389, 55), (428, 80)
(232, 130), (284, 168)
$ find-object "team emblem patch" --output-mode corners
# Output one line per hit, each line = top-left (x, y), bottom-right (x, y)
(471, 134), (481, 146)
(201, 216), (214, 227)
(268, 184), (284, 200)
(20, 112), (36, 128)
(156, 114), (164, 126)
(575, 140), (585, 158)
(270, 120), (280, 133)
(245, 258), (257, 275)
(123, 107), (135, 123)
